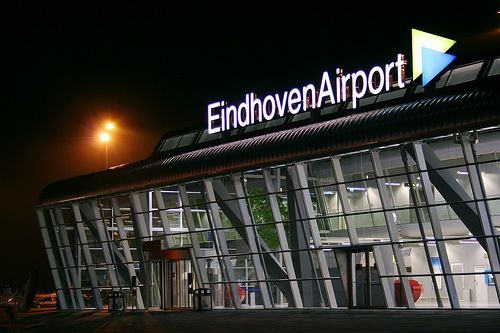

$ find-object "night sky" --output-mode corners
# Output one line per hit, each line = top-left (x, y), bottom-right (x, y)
(2, 2), (498, 292)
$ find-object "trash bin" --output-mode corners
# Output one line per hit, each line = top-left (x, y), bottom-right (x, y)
(108, 291), (125, 312)
(193, 288), (212, 311)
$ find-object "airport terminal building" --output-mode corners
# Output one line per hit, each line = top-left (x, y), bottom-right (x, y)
(36, 41), (500, 310)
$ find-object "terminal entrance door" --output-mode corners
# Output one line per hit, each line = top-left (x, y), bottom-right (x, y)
(347, 247), (385, 308)
(162, 259), (194, 309)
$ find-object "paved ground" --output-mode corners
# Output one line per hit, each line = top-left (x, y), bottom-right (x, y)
(5, 308), (500, 333)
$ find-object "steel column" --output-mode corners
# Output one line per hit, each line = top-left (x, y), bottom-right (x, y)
(263, 168), (304, 308)
(370, 149), (415, 308)
(413, 142), (460, 308)
(289, 163), (337, 308)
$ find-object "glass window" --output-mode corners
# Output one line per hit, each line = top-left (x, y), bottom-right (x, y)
(160, 136), (181, 151)
(475, 128), (500, 162)
(198, 129), (221, 143)
(434, 70), (451, 88)
(358, 95), (377, 107)
(446, 62), (483, 86)
(291, 111), (311, 122)
(320, 104), (341, 116)
(60, 206), (76, 225)
(487, 57), (500, 77)
(178, 131), (198, 148)
(375, 87), (407, 101)
(338, 151), (373, 182)
(243, 122), (267, 133)
(443, 239), (499, 308)
(265, 117), (287, 128)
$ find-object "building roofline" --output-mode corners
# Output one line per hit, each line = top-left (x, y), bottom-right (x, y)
(37, 74), (500, 206)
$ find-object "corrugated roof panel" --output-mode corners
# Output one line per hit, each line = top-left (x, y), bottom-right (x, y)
(38, 78), (500, 206)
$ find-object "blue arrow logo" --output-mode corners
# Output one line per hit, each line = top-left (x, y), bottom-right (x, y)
(412, 29), (456, 86)
(421, 47), (457, 86)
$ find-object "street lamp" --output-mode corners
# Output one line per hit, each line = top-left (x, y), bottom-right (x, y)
(105, 122), (115, 131)
(100, 132), (110, 169)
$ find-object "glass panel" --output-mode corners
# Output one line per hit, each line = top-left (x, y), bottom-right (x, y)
(60, 206), (76, 225)
(449, 166), (474, 198)
(151, 210), (163, 229)
(198, 129), (220, 143)
(184, 210), (209, 230)
(446, 62), (483, 86)
(264, 117), (287, 128)
(232, 256), (263, 308)
(178, 131), (198, 148)
(84, 230), (98, 244)
(376, 88), (407, 102)
(402, 243), (432, 275)
(352, 212), (390, 243)
(307, 158), (335, 187)
(211, 282), (236, 309)
(291, 111), (310, 122)
(315, 185), (342, 216)
(466, 274), (499, 308)
(487, 57), (500, 77)
(486, 199), (500, 233)
(81, 289), (95, 308)
(195, 230), (215, 249)
(184, 182), (206, 210)
(379, 145), (412, 176)
(442, 236), (500, 307)
(160, 135), (181, 151)
(394, 207), (431, 239)
(158, 186), (182, 209)
(98, 199), (113, 227)
(324, 216), (349, 245)
(95, 266), (110, 287)
(345, 180), (381, 212)
(358, 95), (377, 107)
(411, 275), (442, 308)
(293, 249), (328, 308)
(243, 122), (266, 133)
(283, 218), (309, 250)
(339, 151), (373, 182)
(114, 195), (133, 228)
(320, 104), (341, 116)
(475, 128), (500, 162)
(426, 136), (466, 168)
(435, 70), (451, 88)
(383, 176), (411, 209)
(222, 226), (247, 255)
(479, 162), (500, 198)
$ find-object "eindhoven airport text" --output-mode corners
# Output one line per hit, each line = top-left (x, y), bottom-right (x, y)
(207, 54), (406, 134)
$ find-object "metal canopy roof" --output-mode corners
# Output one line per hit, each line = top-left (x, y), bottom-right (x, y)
(38, 74), (500, 206)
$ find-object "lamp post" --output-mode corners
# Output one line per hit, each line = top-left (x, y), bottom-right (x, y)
(99, 132), (110, 169)
(98, 122), (115, 169)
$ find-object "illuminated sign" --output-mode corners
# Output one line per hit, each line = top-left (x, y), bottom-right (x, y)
(207, 29), (456, 135)
(412, 29), (456, 86)
(208, 54), (406, 134)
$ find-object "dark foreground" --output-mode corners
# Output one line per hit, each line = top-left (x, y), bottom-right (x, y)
(4, 308), (500, 333)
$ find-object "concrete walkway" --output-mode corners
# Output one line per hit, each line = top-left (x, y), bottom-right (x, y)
(6, 308), (500, 333)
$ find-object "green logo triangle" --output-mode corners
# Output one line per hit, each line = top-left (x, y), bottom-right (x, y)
(412, 29), (456, 79)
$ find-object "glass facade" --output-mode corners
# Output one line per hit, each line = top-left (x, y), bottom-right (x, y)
(36, 126), (500, 310)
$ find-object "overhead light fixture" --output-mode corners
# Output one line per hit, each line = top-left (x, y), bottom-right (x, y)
(459, 240), (479, 244)
(459, 238), (478, 244)
(347, 187), (366, 192)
